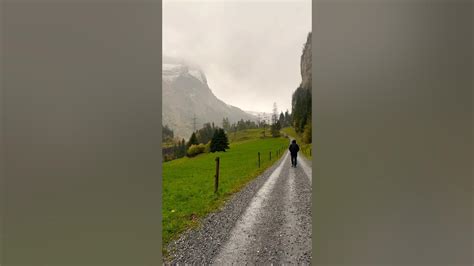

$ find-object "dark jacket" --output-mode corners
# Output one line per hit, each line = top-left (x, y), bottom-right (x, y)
(289, 143), (300, 155)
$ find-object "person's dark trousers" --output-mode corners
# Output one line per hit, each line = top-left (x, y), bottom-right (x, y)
(291, 154), (297, 167)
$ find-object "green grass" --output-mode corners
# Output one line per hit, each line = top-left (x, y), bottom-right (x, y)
(228, 128), (270, 143)
(281, 127), (312, 159)
(162, 130), (288, 251)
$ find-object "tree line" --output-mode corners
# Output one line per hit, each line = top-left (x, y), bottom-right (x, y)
(291, 87), (312, 144)
(162, 92), (310, 162)
(291, 87), (311, 133)
(162, 123), (230, 162)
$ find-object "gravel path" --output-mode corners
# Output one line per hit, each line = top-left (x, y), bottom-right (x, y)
(165, 150), (312, 265)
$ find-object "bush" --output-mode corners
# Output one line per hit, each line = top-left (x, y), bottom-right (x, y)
(204, 141), (211, 153)
(187, 144), (206, 157)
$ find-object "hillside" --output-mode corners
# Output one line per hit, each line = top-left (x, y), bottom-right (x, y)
(162, 57), (256, 139)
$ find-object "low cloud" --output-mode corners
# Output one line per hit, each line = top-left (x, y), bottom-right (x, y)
(163, 1), (311, 113)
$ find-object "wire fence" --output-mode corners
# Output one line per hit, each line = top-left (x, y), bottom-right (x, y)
(164, 144), (292, 195)
(207, 144), (289, 193)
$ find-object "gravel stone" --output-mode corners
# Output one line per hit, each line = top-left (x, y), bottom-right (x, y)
(164, 151), (312, 265)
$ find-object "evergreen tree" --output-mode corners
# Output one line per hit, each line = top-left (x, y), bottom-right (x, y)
(292, 87), (311, 133)
(180, 139), (186, 157)
(271, 102), (279, 125)
(187, 132), (199, 148)
(210, 128), (230, 152)
(196, 123), (214, 144)
(173, 143), (178, 158)
(284, 110), (291, 127)
(222, 117), (231, 131)
(162, 124), (174, 142)
(271, 121), (281, 137)
(279, 112), (285, 127)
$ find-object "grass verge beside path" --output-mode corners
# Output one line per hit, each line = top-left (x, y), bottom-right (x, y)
(281, 127), (312, 159)
(162, 132), (288, 253)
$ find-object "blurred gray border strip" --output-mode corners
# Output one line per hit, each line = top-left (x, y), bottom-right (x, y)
(0, 0), (5, 264)
(1, 1), (162, 264)
(312, 0), (472, 265)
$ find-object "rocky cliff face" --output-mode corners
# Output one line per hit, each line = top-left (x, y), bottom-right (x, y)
(300, 32), (312, 90)
(162, 58), (256, 139)
(291, 32), (312, 133)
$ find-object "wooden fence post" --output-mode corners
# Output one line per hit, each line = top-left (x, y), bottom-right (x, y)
(214, 157), (220, 193)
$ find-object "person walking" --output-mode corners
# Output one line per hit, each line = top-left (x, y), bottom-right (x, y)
(288, 139), (300, 167)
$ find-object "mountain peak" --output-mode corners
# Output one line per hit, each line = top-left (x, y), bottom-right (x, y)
(162, 59), (255, 139)
(162, 55), (208, 85)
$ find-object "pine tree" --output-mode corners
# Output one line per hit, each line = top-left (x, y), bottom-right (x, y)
(172, 143), (177, 159)
(271, 121), (281, 137)
(279, 112), (285, 127)
(272, 102), (278, 125)
(285, 110), (291, 127)
(210, 128), (230, 152)
(196, 123), (214, 144)
(222, 117), (230, 131)
(180, 139), (186, 157)
(187, 132), (199, 148)
(292, 87), (311, 133)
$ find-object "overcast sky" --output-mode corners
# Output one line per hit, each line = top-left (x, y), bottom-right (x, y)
(163, 0), (311, 113)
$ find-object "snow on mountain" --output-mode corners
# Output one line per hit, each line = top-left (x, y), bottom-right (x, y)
(162, 63), (185, 82)
(163, 62), (207, 85)
(162, 58), (256, 139)
(188, 69), (207, 84)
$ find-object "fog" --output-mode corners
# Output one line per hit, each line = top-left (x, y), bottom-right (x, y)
(163, 0), (311, 113)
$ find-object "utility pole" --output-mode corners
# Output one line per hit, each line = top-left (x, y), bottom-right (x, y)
(192, 114), (197, 132)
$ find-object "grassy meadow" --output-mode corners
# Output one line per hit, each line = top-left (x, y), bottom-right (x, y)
(162, 129), (288, 250)
(281, 127), (312, 159)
